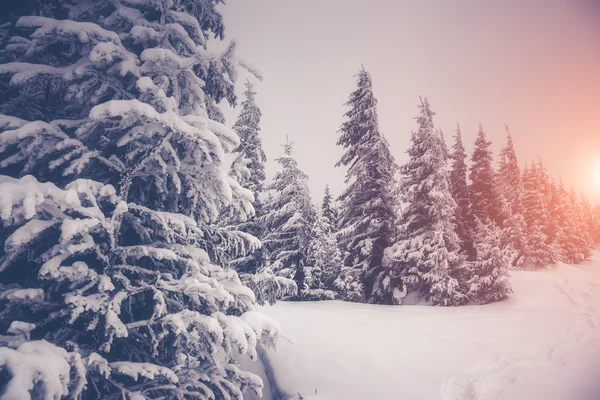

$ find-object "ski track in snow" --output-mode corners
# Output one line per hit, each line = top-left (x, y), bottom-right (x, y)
(440, 269), (600, 400)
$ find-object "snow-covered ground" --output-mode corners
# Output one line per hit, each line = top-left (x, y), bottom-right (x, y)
(260, 254), (600, 400)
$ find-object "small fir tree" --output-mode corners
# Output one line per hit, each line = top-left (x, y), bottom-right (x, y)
(262, 140), (316, 292)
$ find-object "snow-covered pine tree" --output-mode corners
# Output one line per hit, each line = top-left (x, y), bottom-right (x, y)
(0, 1), (282, 397)
(592, 201), (600, 246)
(468, 218), (513, 303)
(304, 211), (341, 300)
(498, 198), (528, 268)
(578, 192), (595, 251)
(449, 124), (474, 258)
(569, 187), (592, 262)
(335, 68), (397, 303)
(469, 124), (501, 225)
(545, 177), (566, 261)
(321, 184), (338, 229)
(497, 126), (524, 214)
(0, 0), (256, 229)
(262, 140), (315, 293)
(552, 180), (575, 263)
(382, 99), (467, 306)
(231, 81), (267, 207)
(496, 126), (527, 268)
(218, 80), (270, 275)
(313, 186), (363, 301)
(0, 175), (281, 399)
(522, 161), (556, 266)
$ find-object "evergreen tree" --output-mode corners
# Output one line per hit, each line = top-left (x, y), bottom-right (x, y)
(0, 2), (252, 221)
(570, 188), (592, 262)
(335, 68), (397, 302)
(321, 184), (338, 228)
(449, 124), (474, 258)
(578, 192), (595, 248)
(552, 186), (592, 264)
(262, 140), (316, 292)
(304, 211), (343, 300)
(0, 176), (281, 399)
(469, 124), (500, 225)
(468, 218), (513, 303)
(592, 202), (600, 245)
(546, 177), (565, 261)
(382, 99), (467, 306)
(0, 1), (279, 397)
(499, 199), (528, 268)
(219, 80), (269, 275)
(497, 126), (524, 213)
(522, 161), (556, 266)
(230, 80), (267, 216)
(496, 126), (527, 267)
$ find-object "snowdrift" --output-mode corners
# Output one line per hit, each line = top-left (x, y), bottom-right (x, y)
(260, 254), (600, 399)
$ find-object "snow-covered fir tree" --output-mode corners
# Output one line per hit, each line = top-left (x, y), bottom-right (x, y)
(231, 81), (267, 210)
(0, 175), (281, 399)
(499, 199), (529, 269)
(382, 99), (468, 306)
(468, 218), (513, 303)
(0, 1), (282, 397)
(321, 184), (338, 228)
(522, 161), (556, 266)
(540, 176), (565, 261)
(496, 127), (524, 214)
(335, 68), (398, 302)
(551, 180), (574, 263)
(577, 192), (595, 252)
(568, 187), (592, 262)
(262, 140), (316, 293)
(218, 80), (271, 277)
(0, 0), (263, 266)
(303, 211), (341, 300)
(449, 124), (474, 258)
(592, 202), (600, 245)
(0, 1), (252, 218)
(496, 126), (527, 268)
(469, 124), (501, 225)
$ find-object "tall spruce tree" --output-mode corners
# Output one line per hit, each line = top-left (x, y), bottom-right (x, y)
(449, 124), (474, 258)
(335, 68), (397, 302)
(0, 1), (281, 397)
(522, 161), (556, 266)
(496, 126), (527, 268)
(571, 188), (592, 262)
(382, 99), (467, 306)
(219, 80), (269, 274)
(578, 192), (595, 250)
(496, 126), (524, 213)
(231, 80), (267, 215)
(262, 140), (316, 292)
(469, 125), (501, 225)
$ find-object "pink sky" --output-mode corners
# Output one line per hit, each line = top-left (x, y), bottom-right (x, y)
(219, 0), (600, 202)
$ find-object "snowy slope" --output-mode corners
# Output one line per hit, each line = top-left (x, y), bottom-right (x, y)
(260, 254), (600, 400)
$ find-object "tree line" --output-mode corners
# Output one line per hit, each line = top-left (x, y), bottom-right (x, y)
(233, 68), (598, 306)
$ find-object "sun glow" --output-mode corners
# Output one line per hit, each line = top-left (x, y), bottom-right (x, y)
(593, 164), (600, 189)
(592, 163), (600, 191)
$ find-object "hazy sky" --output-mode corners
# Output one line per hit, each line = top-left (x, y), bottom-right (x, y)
(218, 0), (600, 203)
